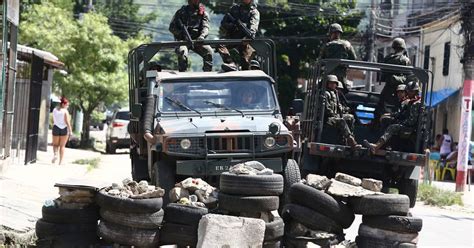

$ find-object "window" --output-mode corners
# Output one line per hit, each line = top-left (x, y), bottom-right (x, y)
(443, 42), (450, 76)
(423, 45), (430, 70)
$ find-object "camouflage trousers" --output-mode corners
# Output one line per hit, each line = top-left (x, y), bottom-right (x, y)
(217, 43), (255, 70)
(176, 45), (213, 72)
(327, 114), (355, 139)
(380, 123), (403, 142)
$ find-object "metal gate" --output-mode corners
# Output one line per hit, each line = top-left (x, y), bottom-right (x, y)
(24, 54), (43, 164)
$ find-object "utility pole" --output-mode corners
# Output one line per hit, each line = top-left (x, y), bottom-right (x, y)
(365, 0), (376, 91)
(456, 1), (474, 192)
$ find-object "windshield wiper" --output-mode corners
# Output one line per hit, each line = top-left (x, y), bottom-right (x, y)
(165, 97), (202, 117)
(204, 100), (245, 117)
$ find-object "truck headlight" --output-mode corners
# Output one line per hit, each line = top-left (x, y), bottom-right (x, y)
(180, 139), (191, 150)
(264, 137), (276, 148)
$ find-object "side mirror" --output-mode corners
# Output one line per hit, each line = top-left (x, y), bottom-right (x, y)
(291, 99), (304, 115)
(131, 103), (142, 119)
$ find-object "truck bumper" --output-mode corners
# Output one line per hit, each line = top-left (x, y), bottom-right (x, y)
(176, 157), (283, 176)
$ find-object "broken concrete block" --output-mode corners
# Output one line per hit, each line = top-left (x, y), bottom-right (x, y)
(195, 189), (218, 208)
(326, 179), (379, 198)
(257, 168), (274, 175)
(335, 173), (362, 186)
(169, 187), (190, 203)
(179, 178), (211, 193)
(306, 174), (332, 190)
(197, 214), (265, 248)
(137, 180), (149, 194)
(361, 178), (383, 192)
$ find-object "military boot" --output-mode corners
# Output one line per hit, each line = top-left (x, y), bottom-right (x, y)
(347, 136), (362, 149)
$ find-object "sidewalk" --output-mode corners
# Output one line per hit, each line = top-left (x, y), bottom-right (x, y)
(431, 181), (474, 210)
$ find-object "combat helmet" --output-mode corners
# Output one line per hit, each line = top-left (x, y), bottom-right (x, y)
(396, 84), (407, 91)
(392, 38), (406, 50)
(329, 23), (343, 34)
(406, 81), (420, 91)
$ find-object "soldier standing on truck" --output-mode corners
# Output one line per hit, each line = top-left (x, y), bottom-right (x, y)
(324, 75), (361, 149)
(375, 38), (412, 121)
(364, 81), (421, 153)
(217, 0), (260, 70)
(319, 23), (357, 93)
(169, 0), (213, 72)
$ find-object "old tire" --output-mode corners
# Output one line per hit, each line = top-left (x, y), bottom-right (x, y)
(349, 194), (410, 216)
(282, 204), (343, 234)
(41, 205), (99, 224)
(289, 183), (354, 228)
(98, 221), (159, 247)
(264, 217), (285, 241)
(281, 159), (301, 210)
(35, 219), (97, 239)
(358, 224), (419, 243)
(163, 203), (208, 226)
(100, 208), (163, 229)
(263, 241), (281, 248)
(219, 193), (280, 212)
(36, 232), (99, 248)
(159, 222), (197, 247)
(220, 172), (284, 196)
(355, 236), (416, 248)
(362, 215), (422, 233)
(96, 189), (163, 213)
(398, 179), (418, 208)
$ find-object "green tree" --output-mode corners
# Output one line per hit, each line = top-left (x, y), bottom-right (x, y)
(20, 2), (148, 146)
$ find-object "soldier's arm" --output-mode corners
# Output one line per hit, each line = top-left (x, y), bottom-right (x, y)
(220, 6), (237, 31)
(323, 92), (335, 118)
(248, 9), (260, 38)
(347, 43), (357, 60)
(199, 11), (210, 39)
(169, 10), (182, 39)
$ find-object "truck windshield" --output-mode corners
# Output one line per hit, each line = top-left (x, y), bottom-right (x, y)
(158, 79), (277, 113)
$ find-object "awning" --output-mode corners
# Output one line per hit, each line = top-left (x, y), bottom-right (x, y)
(425, 88), (460, 107)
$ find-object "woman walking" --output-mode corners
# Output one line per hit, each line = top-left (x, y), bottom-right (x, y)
(52, 97), (72, 165)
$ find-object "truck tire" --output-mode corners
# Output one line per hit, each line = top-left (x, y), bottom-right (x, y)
(100, 208), (164, 229)
(96, 189), (162, 213)
(35, 219), (97, 239)
(220, 172), (284, 196)
(36, 232), (99, 248)
(159, 222), (197, 247)
(349, 194), (410, 216)
(281, 204), (343, 234)
(358, 224), (419, 243)
(355, 236), (416, 248)
(398, 179), (418, 208)
(41, 205), (99, 224)
(281, 159), (301, 211)
(131, 147), (149, 181)
(163, 203), (208, 226)
(218, 193), (280, 212)
(289, 183), (354, 228)
(264, 217), (285, 241)
(98, 221), (160, 247)
(362, 215), (422, 233)
(153, 158), (176, 205)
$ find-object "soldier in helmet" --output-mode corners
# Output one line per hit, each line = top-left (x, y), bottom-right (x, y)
(217, 0), (260, 70)
(169, 0), (213, 72)
(364, 81), (421, 153)
(324, 75), (361, 149)
(375, 38), (412, 120)
(379, 84), (409, 128)
(319, 23), (357, 93)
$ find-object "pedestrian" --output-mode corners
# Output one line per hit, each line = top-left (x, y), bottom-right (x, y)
(324, 75), (360, 149)
(319, 23), (357, 93)
(440, 128), (453, 159)
(169, 0), (213, 72)
(52, 97), (72, 165)
(217, 0), (260, 70)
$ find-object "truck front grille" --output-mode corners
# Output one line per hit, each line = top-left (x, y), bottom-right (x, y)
(207, 136), (253, 153)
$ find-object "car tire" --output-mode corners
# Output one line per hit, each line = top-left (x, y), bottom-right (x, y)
(159, 222), (197, 247)
(163, 203), (208, 226)
(98, 221), (160, 247)
(356, 235), (416, 248)
(41, 205), (99, 224)
(36, 232), (99, 248)
(131, 147), (149, 181)
(220, 172), (284, 196)
(362, 215), (422, 233)
(35, 219), (98, 239)
(349, 194), (410, 216)
(153, 158), (176, 205)
(96, 189), (163, 213)
(398, 179), (418, 208)
(264, 217), (285, 241)
(218, 193), (280, 212)
(358, 224), (419, 243)
(288, 183), (355, 228)
(100, 208), (163, 229)
(281, 159), (301, 211)
(281, 204), (343, 234)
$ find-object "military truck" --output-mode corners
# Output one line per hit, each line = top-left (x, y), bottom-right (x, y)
(127, 39), (299, 204)
(296, 59), (433, 207)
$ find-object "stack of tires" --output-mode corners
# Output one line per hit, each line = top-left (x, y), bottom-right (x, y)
(282, 183), (355, 247)
(218, 172), (285, 247)
(36, 199), (100, 247)
(350, 194), (422, 248)
(96, 189), (162, 247)
(159, 203), (208, 247)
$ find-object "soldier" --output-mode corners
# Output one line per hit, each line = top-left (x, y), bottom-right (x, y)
(364, 81), (421, 153)
(169, 0), (213, 72)
(324, 75), (360, 149)
(379, 84), (408, 128)
(375, 38), (412, 119)
(319, 23), (357, 93)
(217, 0), (260, 70)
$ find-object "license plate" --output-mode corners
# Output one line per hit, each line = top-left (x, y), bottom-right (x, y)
(209, 160), (231, 172)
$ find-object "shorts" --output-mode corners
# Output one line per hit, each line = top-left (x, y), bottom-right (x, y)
(53, 125), (68, 136)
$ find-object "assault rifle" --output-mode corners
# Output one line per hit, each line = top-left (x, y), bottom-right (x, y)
(225, 13), (255, 40)
(177, 18), (195, 49)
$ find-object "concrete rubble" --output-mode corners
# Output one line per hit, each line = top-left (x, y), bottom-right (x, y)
(197, 214), (265, 248)
(335, 173), (362, 187)
(326, 179), (381, 198)
(361, 178), (383, 192)
(305, 174), (332, 190)
(229, 161), (274, 175)
(104, 178), (164, 199)
(170, 177), (218, 208)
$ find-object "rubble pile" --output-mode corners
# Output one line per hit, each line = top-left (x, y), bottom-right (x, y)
(169, 177), (218, 209)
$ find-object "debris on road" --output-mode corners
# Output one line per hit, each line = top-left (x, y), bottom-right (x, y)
(305, 174), (332, 190)
(229, 161), (274, 175)
(105, 178), (164, 199)
(170, 177), (218, 208)
(327, 179), (380, 198)
(335, 172), (362, 187)
(361, 178), (383, 192)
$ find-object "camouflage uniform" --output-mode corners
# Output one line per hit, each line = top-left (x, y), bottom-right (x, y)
(380, 96), (421, 142)
(324, 89), (355, 140)
(217, 2), (260, 70)
(319, 39), (357, 92)
(169, 4), (213, 72)
(378, 51), (411, 109)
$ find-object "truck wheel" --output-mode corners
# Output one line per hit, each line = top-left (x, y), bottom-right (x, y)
(153, 158), (176, 205)
(281, 159), (301, 210)
(398, 179), (418, 208)
(131, 148), (149, 181)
